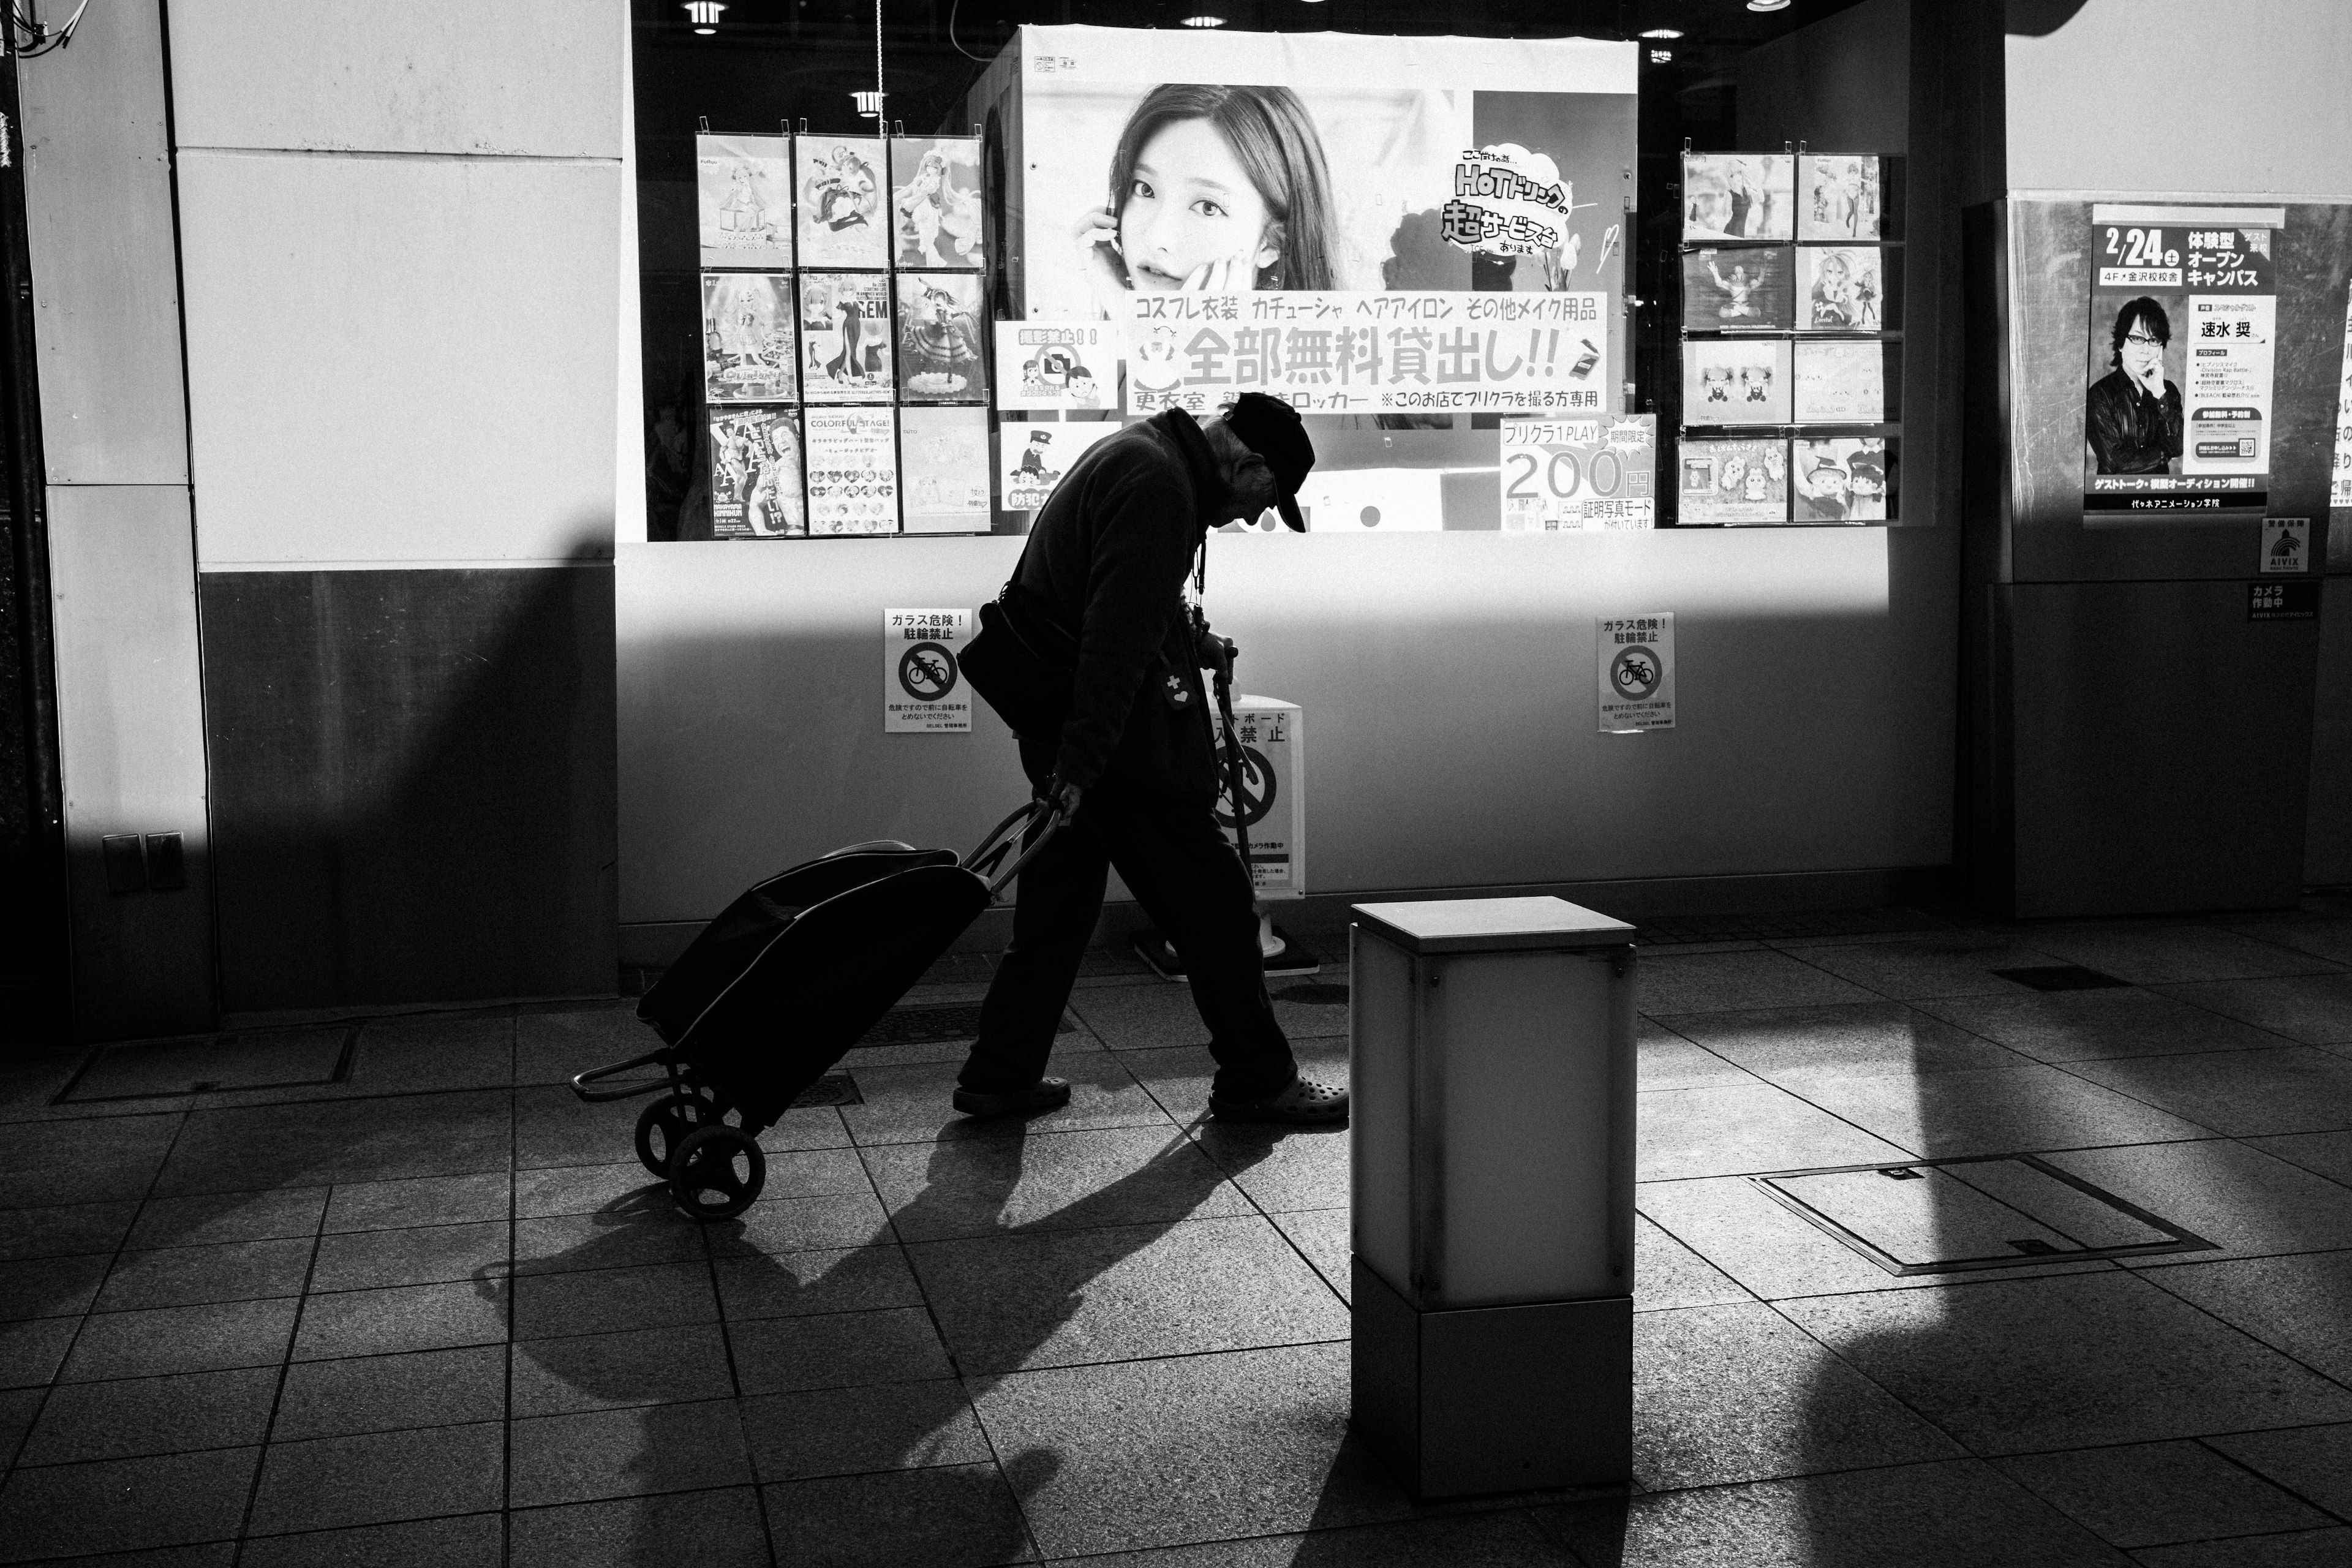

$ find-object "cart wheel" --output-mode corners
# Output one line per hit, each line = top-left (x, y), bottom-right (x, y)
(633, 1091), (728, 1177)
(668, 1125), (766, 1221)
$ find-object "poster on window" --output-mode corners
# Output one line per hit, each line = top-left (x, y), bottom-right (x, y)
(799, 272), (894, 403)
(1000, 418), (1121, 513)
(2334, 282), (2352, 511)
(997, 321), (1121, 411)
(1798, 156), (1885, 242)
(701, 274), (799, 404)
(1011, 28), (1636, 410)
(2084, 205), (2278, 516)
(1792, 437), (1895, 524)
(895, 273), (990, 404)
(1683, 337), (1791, 426)
(708, 406), (806, 538)
(795, 134), (888, 269)
(1793, 340), (1894, 424)
(1795, 247), (1894, 331)
(1682, 247), (1793, 331)
(899, 406), (994, 534)
(1677, 437), (1786, 525)
(804, 406), (900, 535)
(1681, 153), (1794, 243)
(1499, 416), (1656, 529)
(890, 137), (986, 270)
(698, 134), (796, 269)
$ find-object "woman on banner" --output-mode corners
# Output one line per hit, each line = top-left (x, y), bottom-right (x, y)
(1071, 83), (1343, 318)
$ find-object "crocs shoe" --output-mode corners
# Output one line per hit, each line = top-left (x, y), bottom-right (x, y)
(1208, 1075), (1348, 1126)
(951, 1077), (1072, 1118)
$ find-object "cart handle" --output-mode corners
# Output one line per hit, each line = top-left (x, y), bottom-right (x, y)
(570, 1047), (676, 1103)
(963, 796), (1068, 899)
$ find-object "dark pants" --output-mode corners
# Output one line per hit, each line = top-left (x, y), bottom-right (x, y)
(961, 753), (1297, 1102)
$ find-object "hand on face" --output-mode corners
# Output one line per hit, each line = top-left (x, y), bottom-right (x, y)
(1073, 205), (1129, 321)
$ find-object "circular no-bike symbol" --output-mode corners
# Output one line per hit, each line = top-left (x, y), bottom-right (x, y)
(1610, 644), (1663, 701)
(899, 641), (958, 703)
(1213, 745), (1277, 830)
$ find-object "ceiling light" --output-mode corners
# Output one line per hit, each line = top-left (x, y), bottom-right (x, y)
(682, 1), (725, 31)
(853, 90), (884, 118)
(1746, 0), (1791, 10)
(1639, 27), (1683, 37)
(1649, 48), (1673, 62)
(1182, 13), (1227, 25)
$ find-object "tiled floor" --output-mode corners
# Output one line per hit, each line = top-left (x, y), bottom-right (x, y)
(4, 904), (2352, 1564)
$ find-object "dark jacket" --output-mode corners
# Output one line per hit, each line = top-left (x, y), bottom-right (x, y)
(2086, 368), (2182, 475)
(1003, 409), (1222, 801)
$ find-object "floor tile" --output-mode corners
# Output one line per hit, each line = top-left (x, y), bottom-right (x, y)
(1789, 935), (2082, 1000)
(1635, 1213), (1751, 1311)
(1636, 1082), (1910, 1181)
(911, 1214), (1349, 1376)
(92, 1237), (314, 1313)
(840, 1056), (1172, 1147)
(1058, 1511), (1583, 1567)
(0, 1117), (179, 1207)
(247, 1420), (504, 1534)
(512, 1163), (667, 1220)
(271, 1344), (507, 1441)
(292, 1279), (507, 1360)
(308, 1218), (508, 1292)
(0, 1386), (39, 1453)
(1537, 1457), (2130, 1567)
(1189, 1118), (1352, 1213)
(16, 1366), (278, 1467)
(508, 1398), (752, 1508)
(2139, 1251), (2352, 1382)
(862, 1124), (1248, 1243)
(712, 1243), (924, 1321)
(728, 1306), (954, 1396)
(1991, 1439), (2333, 1550)
(968, 1342), (1412, 1559)
(60, 1297), (299, 1382)
(1637, 1022), (1757, 1091)
(2160, 974), (2352, 1047)
(700, 1189), (894, 1259)
(0, 1316), (76, 1388)
(2042, 1141), (2352, 1264)
(2204, 1422), (2352, 1520)
(239, 1512), (503, 1568)
(323, 1172), (511, 1234)
(0, 1201), (138, 1263)
(1917, 988), (2291, 1065)
(2130, 1529), (2352, 1567)
(508, 1485), (770, 1568)
(1777, 1271), (2352, 1454)
(512, 1202), (709, 1276)
(2220, 918), (2352, 969)
(157, 1092), (511, 1196)
(1269, 1207), (1348, 1303)
(0, 1446), (259, 1559)
(1786, 1061), (2218, 1158)
(1065, 980), (1344, 1054)
(763, 1463), (1038, 1566)
(0, 1253), (107, 1321)
(2064, 1048), (2352, 1137)
(1634, 1301), (1961, 1489)
(741, 1379), (992, 1482)
(511, 1260), (718, 1340)
(2244, 1131), (2352, 1188)
(514, 1005), (655, 1088)
(511, 1322), (736, 1416)
(2026, 926), (2342, 985)
(346, 1014), (513, 1093)
(1637, 949), (1881, 1016)
(1657, 1001), (2031, 1086)
(125, 1189), (326, 1251)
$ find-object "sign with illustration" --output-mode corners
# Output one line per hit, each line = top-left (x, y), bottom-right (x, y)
(1597, 612), (1675, 732)
(884, 608), (970, 731)
(696, 134), (795, 268)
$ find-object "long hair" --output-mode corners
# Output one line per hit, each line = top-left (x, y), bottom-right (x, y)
(1107, 83), (1340, 291)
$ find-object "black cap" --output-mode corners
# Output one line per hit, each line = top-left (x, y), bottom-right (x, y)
(1220, 392), (1315, 532)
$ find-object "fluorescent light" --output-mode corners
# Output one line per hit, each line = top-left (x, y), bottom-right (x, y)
(1639, 27), (1683, 37)
(1747, 0), (1791, 10)
(683, 1), (725, 30)
(1182, 13), (1227, 25)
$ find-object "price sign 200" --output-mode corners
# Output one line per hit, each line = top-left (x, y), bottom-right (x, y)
(1505, 447), (1631, 503)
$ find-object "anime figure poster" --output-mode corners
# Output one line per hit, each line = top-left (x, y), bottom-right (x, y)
(701, 273), (799, 404)
(1677, 437), (1787, 525)
(1000, 419), (1121, 513)
(707, 405), (806, 538)
(1792, 436), (1895, 523)
(1793, 339), (1894, 423)
(1795, 247), (1896, 331)
(804, 406), (900, 535)
(1681, 246), (1794, 331)
(895, 273), (990, 404)
(1683, 337), (1792, 426)
(1681, 153), (1794, 243)
(696, 134), (795, 268)
(899, 406), (994, 534)
(799, 272), (894, 404)
(795, 134), (888, 269)
(1798, 155), (1885, 242)
(995, 320), (1120, 412)
(891, 137), (985, 270)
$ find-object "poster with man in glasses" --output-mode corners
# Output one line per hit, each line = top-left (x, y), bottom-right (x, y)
(2082, 208), (2276, 515)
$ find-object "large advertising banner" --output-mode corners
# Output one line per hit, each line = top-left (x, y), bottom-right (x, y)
(1015, 27), (1636, 413)
(2084, 204), (2281, 516)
